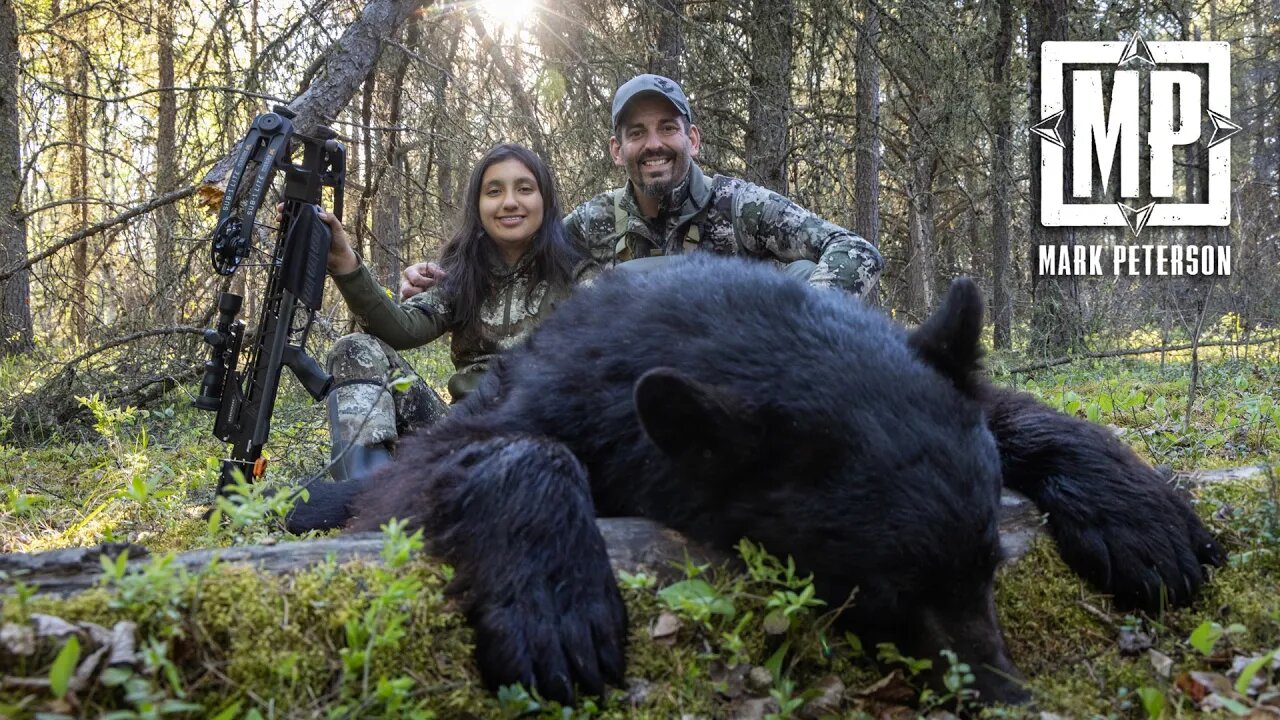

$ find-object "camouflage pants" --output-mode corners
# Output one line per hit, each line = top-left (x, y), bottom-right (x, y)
(326, 333), (450, 450)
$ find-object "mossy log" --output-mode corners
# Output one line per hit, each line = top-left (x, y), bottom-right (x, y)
(2, 496), (1048, 597)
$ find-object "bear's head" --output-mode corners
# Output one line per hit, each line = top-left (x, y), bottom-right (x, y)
(632, 275), (1028, 705)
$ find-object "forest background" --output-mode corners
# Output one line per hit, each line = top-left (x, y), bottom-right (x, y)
(1, 0), (1279, 718)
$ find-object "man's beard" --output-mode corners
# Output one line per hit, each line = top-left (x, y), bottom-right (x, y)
(630, 150), (690, 201)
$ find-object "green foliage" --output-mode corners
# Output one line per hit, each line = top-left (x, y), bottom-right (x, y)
(618, 569), (657, 590)
(48, 634), (79, 699)
(1136, 686), (1166, 719)
(205, 469), (306, 545)
(875, 642), (933, 676)
(658, 578), (736, 627)
(332, 519), (434, 718)
(98, 551), (190, 635)
(1188, 620), (1246, 656)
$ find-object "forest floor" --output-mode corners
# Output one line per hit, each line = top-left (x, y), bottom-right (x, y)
(1, 334), (1278, 719)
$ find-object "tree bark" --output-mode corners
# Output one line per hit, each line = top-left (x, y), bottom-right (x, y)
(989, 0), (1014, 349)
(1027, 0), (1083, 357)
(853, 0), (881, 258)
(432, 24), (462, 228)
(60, 0), (90, 340)
(153, 2), (179, 324)
(744, 0), (793, 193)
(1, 519), (730, 597)
(371, 20), (416, 290)
(652, 0), (685, 82)
(905, 113), (937, 321)
(0, 0), (32, 353)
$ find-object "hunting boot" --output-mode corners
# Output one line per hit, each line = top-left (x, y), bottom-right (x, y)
(325, 387), (394, 483)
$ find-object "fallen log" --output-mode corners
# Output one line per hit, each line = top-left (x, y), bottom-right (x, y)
(2, 496), (1045, 597)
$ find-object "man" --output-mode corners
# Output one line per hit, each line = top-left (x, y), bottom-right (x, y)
(402, 73), (883, 300)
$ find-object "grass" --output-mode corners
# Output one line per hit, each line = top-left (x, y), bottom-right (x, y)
(1, 333), (1278, 718)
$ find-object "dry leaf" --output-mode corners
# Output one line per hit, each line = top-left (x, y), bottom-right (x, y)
(31, 614), (79, 640)
(1119, 627), (1154, 656)
(797, 674), (845, 719)
(1149, 649), (1174, 678)
(107, 621), (138, 667)
(650, 611), (681, 643)
(745, 665), (772, 693)
(1176, 670), (1232, 702)
(1, 622), (36, 656)
(726, 696), (780, 720)
(856, 670), (916, 705)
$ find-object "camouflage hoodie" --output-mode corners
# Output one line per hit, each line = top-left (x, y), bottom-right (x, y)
(563, 162), (884, 298)
(332, 249), (595, 399)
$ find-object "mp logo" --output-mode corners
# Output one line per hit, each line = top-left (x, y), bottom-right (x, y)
(1033, 36), (1241, 236)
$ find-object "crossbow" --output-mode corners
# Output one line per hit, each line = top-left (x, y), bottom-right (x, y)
(194, 106), (346, 495)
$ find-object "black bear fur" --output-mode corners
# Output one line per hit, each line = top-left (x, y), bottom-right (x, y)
(288, 255), (1223, 706)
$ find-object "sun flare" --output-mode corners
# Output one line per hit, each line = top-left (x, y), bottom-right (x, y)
(478, 0), (537, 29)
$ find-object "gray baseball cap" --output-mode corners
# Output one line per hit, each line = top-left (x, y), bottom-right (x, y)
(611, 74), (693, 127)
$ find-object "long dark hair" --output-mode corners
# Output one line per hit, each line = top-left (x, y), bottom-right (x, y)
(439, 143), (582, 333)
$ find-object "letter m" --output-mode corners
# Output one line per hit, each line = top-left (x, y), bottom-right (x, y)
(1072, 70), (1139, 199)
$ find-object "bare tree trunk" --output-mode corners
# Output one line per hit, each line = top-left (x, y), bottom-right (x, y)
(853, 0), (881, 262)
(989, 0), (1014, 349)
(355, 71), (376, 262)
(905, 116), (937, 321)
(1027, 0), (1083, 356)
(1, 503), (1051, 597)
(0, 0), (31, 353)
(66, 2), (90, 340)
(744, 0), (793, 193)
(653, 0), (685, 82)
(153, 2), (179, 323)
(371, 21), (415, 290)
(433, 25), (462, 230)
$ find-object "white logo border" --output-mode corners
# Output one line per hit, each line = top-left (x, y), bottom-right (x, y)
(1039, 40), (1232, 229)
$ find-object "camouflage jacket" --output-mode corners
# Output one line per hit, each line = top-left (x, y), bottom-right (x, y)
(332, 250), (596, 398)
(563, 163), (883, 298)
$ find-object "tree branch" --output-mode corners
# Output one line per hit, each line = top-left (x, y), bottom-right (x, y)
(0, 186), (199, 282)
(1001, 334), (1280, 375)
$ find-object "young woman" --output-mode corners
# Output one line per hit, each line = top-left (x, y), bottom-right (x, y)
(315, 143), (595, 487)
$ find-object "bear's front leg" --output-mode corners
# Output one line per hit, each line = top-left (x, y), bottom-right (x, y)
(980, 384), (1225, 611)
(356, 433), (628, 705)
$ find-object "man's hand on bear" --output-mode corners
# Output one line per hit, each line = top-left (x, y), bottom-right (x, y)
(400, 261), (446, 301)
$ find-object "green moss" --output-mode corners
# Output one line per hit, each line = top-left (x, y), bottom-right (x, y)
(996, 540), (1113, 670)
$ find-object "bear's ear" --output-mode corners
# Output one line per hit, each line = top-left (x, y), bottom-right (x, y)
(907, 277), (985, 393)
(634, 368), (751, 460)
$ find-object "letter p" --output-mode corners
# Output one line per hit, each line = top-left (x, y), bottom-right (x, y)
(1149, 70), (1201, 197)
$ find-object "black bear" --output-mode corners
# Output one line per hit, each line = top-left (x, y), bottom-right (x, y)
(289, 255), (1222, 706)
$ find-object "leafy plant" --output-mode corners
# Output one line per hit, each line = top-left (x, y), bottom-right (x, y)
(48, 634), (80, 699)
(331, 518), (432, 718)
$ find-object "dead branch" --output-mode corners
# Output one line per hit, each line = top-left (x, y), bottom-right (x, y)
(1001, 334), (1280, 375)
(198, 0), (432, 202)
(0, 186), (199, 282)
